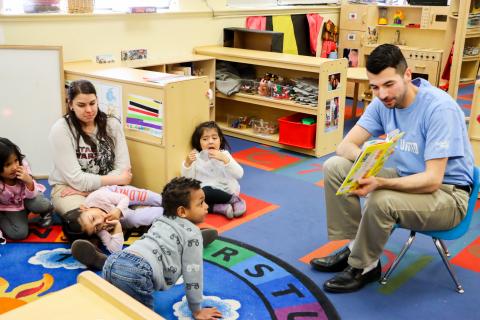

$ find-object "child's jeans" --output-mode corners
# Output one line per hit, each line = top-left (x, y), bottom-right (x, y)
(103, 250), (155, 308)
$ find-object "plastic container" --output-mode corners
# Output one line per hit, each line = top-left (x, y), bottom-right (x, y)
(68, 0), (94, 14)
(252, 119), (278, 135)
(23, 0), (61, 13)
(239, 80), (258, 95)
(239, 79), (293, 100)
(278, 113), (316, 149)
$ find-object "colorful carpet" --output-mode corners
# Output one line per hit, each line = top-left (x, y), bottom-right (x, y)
(0, 236), (339, 320)
(1, 80), (478, 319)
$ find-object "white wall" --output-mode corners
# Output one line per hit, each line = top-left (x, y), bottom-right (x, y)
(0, 0), (339, 61)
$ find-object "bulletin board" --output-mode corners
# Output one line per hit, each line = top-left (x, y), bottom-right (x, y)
(0, 45), (65, 177)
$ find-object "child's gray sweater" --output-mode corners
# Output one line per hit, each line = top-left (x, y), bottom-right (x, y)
(127, 216), (203, 313)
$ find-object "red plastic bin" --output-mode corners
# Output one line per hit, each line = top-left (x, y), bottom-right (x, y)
(278, 113), (316, 149)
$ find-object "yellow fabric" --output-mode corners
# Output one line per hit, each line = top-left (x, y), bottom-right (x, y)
(272, 16), (298, 55)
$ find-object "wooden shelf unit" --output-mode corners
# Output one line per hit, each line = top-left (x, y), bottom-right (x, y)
(448, 0), (480, 99)
(194, 45), (348, 158)
(64, 56), (212, 193)
(467, 80), (480, 166)
(339, 2), (479, 99)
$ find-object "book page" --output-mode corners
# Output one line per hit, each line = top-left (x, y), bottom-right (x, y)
(336, 131), (404, 195)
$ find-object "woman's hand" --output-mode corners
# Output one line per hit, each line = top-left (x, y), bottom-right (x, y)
(185, 149), (197, 167)
(61, 187), (89, 197)
(208, 150), (229, 164)
(193, 307), (222, 320)
(118, 168), (133, 185)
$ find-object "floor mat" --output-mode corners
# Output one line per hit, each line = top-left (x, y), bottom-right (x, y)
(0, 237), (339, 319)
(157, 236), (340, 319)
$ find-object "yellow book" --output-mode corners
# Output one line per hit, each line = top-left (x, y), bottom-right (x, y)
(336, 129), (405, 195)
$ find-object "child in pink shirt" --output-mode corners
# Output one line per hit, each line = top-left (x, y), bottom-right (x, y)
(62, 185), (218, 270)
(0, 138), (53, 240)
(63, 185), (164, 253)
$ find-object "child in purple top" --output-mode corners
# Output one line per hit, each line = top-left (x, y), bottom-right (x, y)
(0, 138), (53, 241)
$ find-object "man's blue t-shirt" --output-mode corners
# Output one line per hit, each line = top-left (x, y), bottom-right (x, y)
(357, 78), (474, 186)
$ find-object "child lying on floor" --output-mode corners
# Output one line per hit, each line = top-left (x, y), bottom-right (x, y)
(62, 185), (217, 269)
(103, 177), (222, 319)
(62, 185), (163, 248)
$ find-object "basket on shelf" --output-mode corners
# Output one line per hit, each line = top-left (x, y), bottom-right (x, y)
(68, 0), (94, 13)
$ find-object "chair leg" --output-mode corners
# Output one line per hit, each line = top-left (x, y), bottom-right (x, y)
(380, 231), (416, 285)
(433, 238), (464, 293)
(439, 239), (450, 257)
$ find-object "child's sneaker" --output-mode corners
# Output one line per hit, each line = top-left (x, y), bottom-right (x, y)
(230, 195), (247, 217)
(0, 230), (6, 245)
(71, 239), (107, 270)
(38, 211), (54, 228)
(200, 228), (218, 247)
(212, 203), (234, 219)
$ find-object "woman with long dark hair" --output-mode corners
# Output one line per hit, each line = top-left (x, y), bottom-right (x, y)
(49, 80), (131, 216)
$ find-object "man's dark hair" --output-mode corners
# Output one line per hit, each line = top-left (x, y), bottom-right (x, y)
(61, 208), (89, 243)
(161, 177), (202, 218)
(366, 44), (407, 75)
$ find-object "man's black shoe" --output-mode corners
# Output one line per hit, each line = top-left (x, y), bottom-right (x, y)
(323, 262), (381, 293)
(310, 246), (350, 272)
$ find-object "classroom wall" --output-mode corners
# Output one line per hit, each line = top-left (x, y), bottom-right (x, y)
(0, 1), (339, 61)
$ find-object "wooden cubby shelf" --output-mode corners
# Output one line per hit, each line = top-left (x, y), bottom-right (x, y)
(195, 45), (348, 158)
(216, 92), (318, 115)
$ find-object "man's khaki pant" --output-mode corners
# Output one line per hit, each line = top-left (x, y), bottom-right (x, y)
(324, 156), (469, 269)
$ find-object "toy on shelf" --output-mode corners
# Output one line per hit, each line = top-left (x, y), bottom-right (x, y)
(271, 83), (292, 100)
(228, 115), (253, 129)
(258, 79), (270, 96)
(378, 7), (388, 25)
(393, 10), (404, 25)
(320, 20), (338, 58)
(367, 26), (378, 44)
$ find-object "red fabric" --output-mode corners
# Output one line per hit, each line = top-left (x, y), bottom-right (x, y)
(442, 42), (454, 81)
(321, 41), (337, 58)
(306, 13), (323, 56)
(246, 16), (267, 30)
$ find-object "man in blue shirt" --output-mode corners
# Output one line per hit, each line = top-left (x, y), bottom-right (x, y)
(310, 44), (474, 293)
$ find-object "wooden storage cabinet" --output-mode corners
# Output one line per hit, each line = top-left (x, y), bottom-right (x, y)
(447, 0), (480, 97)
(137, 56), (216, 120)
(460, 28), (480, 82)
(468, 80), (480, 166)
(339, 3), (377, 98)
(64, 59), (211, 193)
(194, 46), (348, 158)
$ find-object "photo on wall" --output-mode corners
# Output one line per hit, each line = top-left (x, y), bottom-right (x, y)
(325, 96), (340, 133)
(342, 48), (359, 67)
(327, 72), (341, 91)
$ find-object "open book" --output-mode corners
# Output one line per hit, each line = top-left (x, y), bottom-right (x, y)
(336, 129), (405, 195)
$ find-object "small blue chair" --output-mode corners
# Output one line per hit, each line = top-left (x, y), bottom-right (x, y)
(380, 166), (480, 293)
